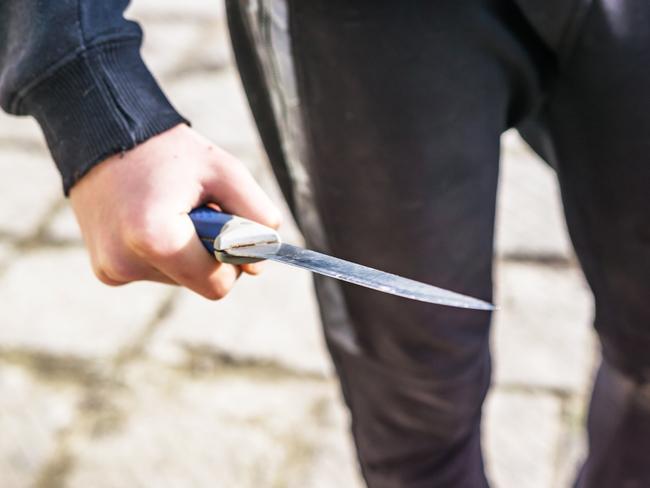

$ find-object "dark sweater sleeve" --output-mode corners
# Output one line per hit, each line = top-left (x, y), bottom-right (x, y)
(0, 0), (187, 194)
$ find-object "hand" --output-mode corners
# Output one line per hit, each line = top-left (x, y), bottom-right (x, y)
(69, 124), (281, 299)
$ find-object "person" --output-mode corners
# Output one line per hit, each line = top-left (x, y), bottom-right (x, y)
(2, 1), (649, 486)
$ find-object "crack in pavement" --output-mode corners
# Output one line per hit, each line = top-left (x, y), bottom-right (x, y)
(113, 290), (179, 367)
(32, 448), (75, 488)
(550, 395), (587, 488)
(499, 252), (577, 268)
(1, 289), (179, 487)
(2, 286), (328, 487)
(176, 342), (329, 382)
(0, 199), (82, 263)
(494, 382), (579, 401)
(0, 348), (112, 389)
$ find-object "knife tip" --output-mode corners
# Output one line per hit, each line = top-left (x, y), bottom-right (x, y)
(468, 300), (497, 311)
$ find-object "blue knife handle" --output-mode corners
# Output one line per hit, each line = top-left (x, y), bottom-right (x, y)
(189, 206), (234, 254)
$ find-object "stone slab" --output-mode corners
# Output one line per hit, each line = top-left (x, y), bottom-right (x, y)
(299, 394), (363, 488)
(139, 18), (232, 84)
(0, 113), (47, 149)
(0, 149), (62, 240)
(553, 395), (588, 488)
(0, 248), (171, 360)
(497, 130), (573, 259)
(126, 0), (224, 21)
(43, 203), (83, 244)
(66, 362), (362, 488)
(493, 262), (596, 393)
(164, 69), (262, 163)
(484, 390), (563, 488)
(0, 241), (14, 267)
(148, 258), (330, 376)
(0, 364), (78, 488)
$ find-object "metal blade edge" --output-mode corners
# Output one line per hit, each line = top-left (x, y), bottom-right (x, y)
(228, 243), (494, 311)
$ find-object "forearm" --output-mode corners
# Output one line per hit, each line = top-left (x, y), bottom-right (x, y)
(0, 0), (185, 194)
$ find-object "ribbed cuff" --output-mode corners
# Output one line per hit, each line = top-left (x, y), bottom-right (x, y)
(18, 39), (188, 195)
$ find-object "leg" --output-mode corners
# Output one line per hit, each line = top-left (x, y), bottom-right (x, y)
(520, 1), (650, 485)
(228, 0), (545, 485)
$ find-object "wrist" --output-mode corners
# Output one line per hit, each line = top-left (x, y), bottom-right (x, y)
(17, 40), (187, 195)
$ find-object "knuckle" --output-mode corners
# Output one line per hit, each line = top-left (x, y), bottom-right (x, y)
(203, 283), (229, 301)
(124, 221), (167, 259)
(93, 250), (138, 285)
(225, 157), (247, 172)
(236, 162), (253, 178)
(93, 266), (123, 287)
(203, 289), (225, 301)
(266, 210), (283, 229)
(130, 235), (161, 258)
(105, 260), (139, 284)
(223, 159), (251, 181)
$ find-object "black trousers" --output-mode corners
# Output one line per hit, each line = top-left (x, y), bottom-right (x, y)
(226, 1), (650, 486)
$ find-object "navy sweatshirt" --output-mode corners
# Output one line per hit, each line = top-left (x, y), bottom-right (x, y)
(0, 0), (186, 194)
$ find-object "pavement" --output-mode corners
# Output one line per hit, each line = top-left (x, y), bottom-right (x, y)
(0, 2), (598, 487)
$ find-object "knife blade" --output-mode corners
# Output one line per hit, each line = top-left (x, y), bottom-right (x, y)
(189, 206), (494, 311)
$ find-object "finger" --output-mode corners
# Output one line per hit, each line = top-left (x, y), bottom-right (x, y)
(96, 264), (177, 287)
(203, 150), (282, 229)
(241, 262), (265, 275)
(115, 265), (178, 286)
(97, 254), (178, 286)
(130, 213), (241, 300)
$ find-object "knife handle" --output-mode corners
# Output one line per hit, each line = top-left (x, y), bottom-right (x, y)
(189, 206), (234, 254)
(189, 206), (280, 265)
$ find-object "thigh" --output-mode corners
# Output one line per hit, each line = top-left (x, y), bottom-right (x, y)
(232, 0), (521, 365)
(524, 4), (650, 485)
(287, 0), (509, 363)
(228, 0), (540, 485)
(535, 0), (650, 379)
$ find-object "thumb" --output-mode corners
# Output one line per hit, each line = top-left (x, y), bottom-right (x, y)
(203, 150), (282, 229)
(131, 211), (240, 300)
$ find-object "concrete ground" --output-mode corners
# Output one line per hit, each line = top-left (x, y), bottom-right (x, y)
(0, 2), (597, 487)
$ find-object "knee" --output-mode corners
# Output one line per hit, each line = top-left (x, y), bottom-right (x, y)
(352, 345), (492, 447)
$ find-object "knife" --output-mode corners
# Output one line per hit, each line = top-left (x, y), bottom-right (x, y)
(189, 206), (494, 310)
